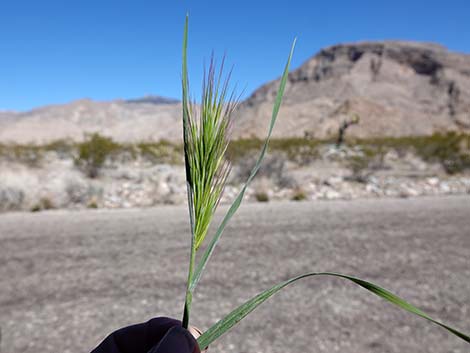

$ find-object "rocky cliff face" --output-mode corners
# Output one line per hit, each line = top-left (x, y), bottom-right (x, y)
(234, 41), (470, 139)
(1, 41), (469, 144)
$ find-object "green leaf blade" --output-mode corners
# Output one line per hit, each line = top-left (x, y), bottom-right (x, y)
(197, 272), (470, 349)
(181, 14), (196, 329)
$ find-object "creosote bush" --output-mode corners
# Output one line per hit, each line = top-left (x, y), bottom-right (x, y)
(75, 133), (120, 178)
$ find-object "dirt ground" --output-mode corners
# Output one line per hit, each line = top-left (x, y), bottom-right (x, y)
(0, 196), (469, 353)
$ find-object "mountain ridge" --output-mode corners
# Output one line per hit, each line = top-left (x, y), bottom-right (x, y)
(1, 40), (469, 144)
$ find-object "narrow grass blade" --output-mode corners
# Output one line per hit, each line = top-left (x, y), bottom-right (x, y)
(182, 14), (195, 237)
(197, 272), (470, 349)
(189, 39), (297, 292)
(181, 14), (196, 329)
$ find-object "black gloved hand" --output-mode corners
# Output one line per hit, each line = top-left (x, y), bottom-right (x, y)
(91, 317), (201, 353)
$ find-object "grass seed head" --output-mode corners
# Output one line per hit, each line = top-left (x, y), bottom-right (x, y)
(183, 55), (238, 250)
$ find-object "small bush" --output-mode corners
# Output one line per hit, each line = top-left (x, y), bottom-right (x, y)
(226, 138), (264, 162)
(41, 197), (54, 210)
(76, 133), (120, 178)
(5, 145), (44, 167)
(254, 191), (269, 202)
(87, 200), (98, 209)
(345, 146), (386, 182)
(44, 140), (74, 158)
(138, 140), (183, 164)
(291, 188), (307, 201)
(30, 197), (55, 212)
(30, 204), (41, 212)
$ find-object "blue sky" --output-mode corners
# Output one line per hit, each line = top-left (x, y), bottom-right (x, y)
(1, 0), (469, 111)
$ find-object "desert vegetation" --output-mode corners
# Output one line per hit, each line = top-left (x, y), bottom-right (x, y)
(2, 132), (468, 172)
(0, 135), (184, 174)
(0, 132), (469, 212)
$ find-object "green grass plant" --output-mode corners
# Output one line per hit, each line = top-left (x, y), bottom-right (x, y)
(179, 16), (469, 350)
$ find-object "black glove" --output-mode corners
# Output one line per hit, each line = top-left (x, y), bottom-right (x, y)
(91, 317), (201, 353)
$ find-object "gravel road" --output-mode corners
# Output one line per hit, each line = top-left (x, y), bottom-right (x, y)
(1, 196), (469, 353)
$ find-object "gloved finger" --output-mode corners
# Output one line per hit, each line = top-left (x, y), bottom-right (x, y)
(91, 317), (181, 353)
(149, 326), (201, 353)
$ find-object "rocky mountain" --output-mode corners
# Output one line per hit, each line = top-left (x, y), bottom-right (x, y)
(234, 41), (470, 139)
(0, 41), (469, 144)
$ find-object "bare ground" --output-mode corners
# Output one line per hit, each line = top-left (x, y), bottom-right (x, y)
(0, 196), (469, 353)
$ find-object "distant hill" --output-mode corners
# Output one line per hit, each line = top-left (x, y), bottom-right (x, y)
(0, 97), (182, 144)
(234, 41), (470, 139)
(125, 95), (180, 105)
(0, 41), (469, 144)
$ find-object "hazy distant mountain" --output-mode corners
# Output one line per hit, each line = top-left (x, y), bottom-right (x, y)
(0, 41), (469, 144)
(0, 97), (182, 144)
(125, 95), (180, 105)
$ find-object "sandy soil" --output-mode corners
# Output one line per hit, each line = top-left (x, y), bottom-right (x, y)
(0, 196), (469, 353)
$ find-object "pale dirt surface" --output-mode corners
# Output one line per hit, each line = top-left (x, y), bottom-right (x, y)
(0, 196), (469, 353)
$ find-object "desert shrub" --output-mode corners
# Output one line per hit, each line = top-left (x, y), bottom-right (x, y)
(345, 145), (386, 182)
(0, 144), (44, 167)
(30, 204), (41, 212)
(351, 132), (470, 174)
(416, 133), (470, 174)
(271, 137), (321, 163)
(254, 190), (269, 202)
(76, 133), (120, 178)
(228, 137), (320, 165)
(291, 188), (307, 201)
(41, 197), (54, 210)
(137, 140), (183, 164)
(43, 140), (74, 157)
(0, 140), (73, 165)
(346, 154), (371, 182)
(87, 200), (98, 209)
(30, 197), (55, 212)
(227, 138), (264, 161)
